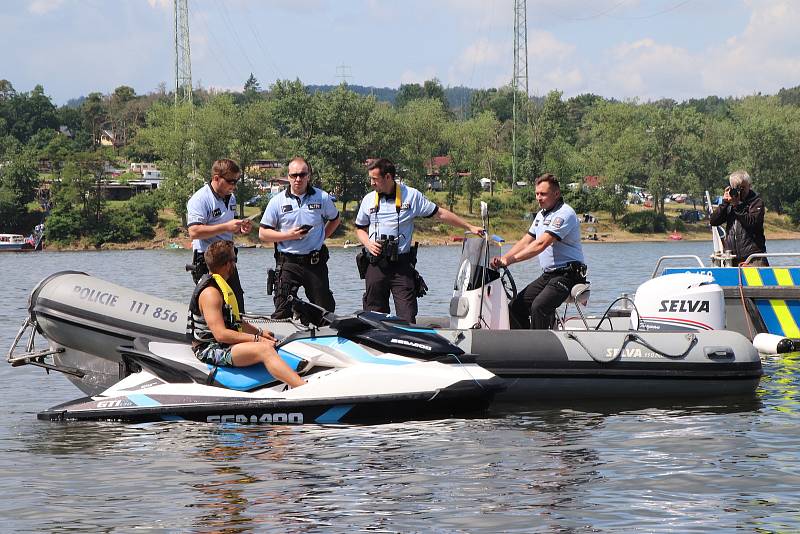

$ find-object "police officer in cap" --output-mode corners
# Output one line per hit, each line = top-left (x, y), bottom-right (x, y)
(259, 157), (340, 319)
(355, 158), (483, 323)
(187, 158), (251, 312)
(490, 173), (587, 329)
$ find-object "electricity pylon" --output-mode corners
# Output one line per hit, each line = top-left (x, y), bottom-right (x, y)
(174, 0), (192, 105)
(512, 0), (528, 187)
(174, 0), (196, 176)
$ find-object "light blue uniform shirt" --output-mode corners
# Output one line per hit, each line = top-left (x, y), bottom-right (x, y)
(260, 186), (339, 254)
(528, 199), (584, 271)
(354, 183), (438, 254)
(187, 184), (237, 252)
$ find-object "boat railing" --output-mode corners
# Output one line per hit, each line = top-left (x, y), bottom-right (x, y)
(651, 255), (706, 278)
(744, 252), (800, 265)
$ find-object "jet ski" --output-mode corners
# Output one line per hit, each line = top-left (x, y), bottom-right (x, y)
(9, 276), (502, 424)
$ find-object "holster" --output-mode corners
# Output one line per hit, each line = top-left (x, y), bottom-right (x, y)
(410, 241), (419, 266)
(413, 268), (428, 298)
(356, 248), (369, 279)
(266, 268), (276, 295)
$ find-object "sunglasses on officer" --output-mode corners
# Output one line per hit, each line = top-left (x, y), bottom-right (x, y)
(288, 171), (309, 179)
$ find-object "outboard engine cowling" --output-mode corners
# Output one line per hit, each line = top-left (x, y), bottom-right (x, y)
(631, 272), (725, 331)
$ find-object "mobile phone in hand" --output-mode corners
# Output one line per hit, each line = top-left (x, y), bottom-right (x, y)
(299, 224), (313, 233)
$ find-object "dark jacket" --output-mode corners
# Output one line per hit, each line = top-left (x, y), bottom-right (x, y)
(709, 189), (766, 264)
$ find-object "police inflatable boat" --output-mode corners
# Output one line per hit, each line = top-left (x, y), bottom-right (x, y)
(8, 272), (502, 424)
(410, 234), (761, 401)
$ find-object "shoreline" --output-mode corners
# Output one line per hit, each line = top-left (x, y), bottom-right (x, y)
(40, 230), (800, 252)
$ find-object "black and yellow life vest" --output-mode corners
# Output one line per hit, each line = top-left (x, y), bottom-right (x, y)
(187, 273), (242, 345)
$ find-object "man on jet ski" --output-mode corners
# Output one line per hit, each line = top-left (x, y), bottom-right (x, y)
(188, 241), (306, 388)
(490, 173), (587, 329)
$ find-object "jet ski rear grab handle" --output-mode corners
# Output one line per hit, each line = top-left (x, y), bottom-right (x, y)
(6, 316), (85, 378)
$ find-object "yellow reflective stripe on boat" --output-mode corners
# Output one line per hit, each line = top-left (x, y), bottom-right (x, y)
(742, 267), (763, 286)
(773, 268), (795, 286)
(769, 299), (800, 338)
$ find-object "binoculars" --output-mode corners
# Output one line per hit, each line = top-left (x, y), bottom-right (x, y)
(372, 234), (399, 263)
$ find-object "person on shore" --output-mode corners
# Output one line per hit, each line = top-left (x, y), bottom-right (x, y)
(709, 170), (768, 266)
(187, 159), (251, 312)
(354, 158), (483, 323)
(259, 157), (340, 319)
(188, 240), (306, 388)
(490, 173), (587, 329)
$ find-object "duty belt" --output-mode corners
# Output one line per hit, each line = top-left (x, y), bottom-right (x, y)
(278, 249), (321, 265)
(545, 262), (587, 276)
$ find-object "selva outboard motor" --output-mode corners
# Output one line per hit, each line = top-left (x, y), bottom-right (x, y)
(630, 272), (725, 331)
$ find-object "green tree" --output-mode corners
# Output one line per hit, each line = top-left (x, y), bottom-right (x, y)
(729, 96), (800, 212)
(310, 85), (377, 212)
(0, 154), (38, 231)
(445, 111), (501, 213)
(398, 98), (448, 189)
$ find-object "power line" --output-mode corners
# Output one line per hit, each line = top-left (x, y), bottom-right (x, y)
(239, 1), (284, 81)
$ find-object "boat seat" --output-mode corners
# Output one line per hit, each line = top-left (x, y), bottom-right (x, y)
(559, 283), (591, 330)
(566, 283), (591, 306)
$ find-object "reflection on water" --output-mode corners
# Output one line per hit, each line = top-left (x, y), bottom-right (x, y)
(2, 243), (800, 531)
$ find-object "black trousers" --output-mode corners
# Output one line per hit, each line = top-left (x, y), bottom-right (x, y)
(510, 271), (583, 330)
(192, 250), (246, 313)
(363, 257), (417, 323)
(272, 258), (335, 319)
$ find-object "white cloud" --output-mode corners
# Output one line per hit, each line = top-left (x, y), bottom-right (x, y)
(146, 0), (171, 10)
(28, 0), (63, 15)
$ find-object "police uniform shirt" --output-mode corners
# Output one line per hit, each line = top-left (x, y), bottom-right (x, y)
(260, 186), (339, 254)
(528, 199), (584, 271)
(354, 183), (438, 254)
(187, 183), (237, 252)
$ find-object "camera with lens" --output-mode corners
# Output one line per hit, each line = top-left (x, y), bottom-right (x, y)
(379, 234), (399, 263)
(728, 186), (740, 198)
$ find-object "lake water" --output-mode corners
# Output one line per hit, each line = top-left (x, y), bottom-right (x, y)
(2, 239), (800, 532)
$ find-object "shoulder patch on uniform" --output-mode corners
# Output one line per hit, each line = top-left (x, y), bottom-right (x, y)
(308, 203), (322, 210)
(282, 204), (293, 213)
(369, 207), (378, 214)
(401, 202), (411, 210)
(551, 217), (564, 229)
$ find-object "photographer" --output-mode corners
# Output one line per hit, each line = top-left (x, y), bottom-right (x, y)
(709, 170), (768, 266)
(354, 158), (483, 323)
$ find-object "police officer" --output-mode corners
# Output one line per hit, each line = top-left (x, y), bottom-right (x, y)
(187, 158), (251, 312)
(490, 173), (587, 329)
(259, 157), (340, 319)
(355, 158), (483, 324)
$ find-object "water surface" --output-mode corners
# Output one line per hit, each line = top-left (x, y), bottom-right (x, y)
(2, 239), (799, 532)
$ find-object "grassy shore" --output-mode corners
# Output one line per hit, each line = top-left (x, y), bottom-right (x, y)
(46, 196), (800, 251)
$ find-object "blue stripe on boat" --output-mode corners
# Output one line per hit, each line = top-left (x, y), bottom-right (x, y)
(315, 404), (353, 423)
(127, 394), (161, 407)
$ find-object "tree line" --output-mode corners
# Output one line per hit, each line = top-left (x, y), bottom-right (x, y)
(2, 76), (800, 244)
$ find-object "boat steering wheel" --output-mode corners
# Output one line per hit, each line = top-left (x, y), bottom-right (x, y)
(498, 266), (517, 300)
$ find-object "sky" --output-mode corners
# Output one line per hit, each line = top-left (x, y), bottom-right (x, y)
(2, 0), (799, 105)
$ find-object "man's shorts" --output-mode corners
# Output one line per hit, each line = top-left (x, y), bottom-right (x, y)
(194, 342), (234, 367)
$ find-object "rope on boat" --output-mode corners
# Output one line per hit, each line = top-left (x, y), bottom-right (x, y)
(565, 331), (698, 363)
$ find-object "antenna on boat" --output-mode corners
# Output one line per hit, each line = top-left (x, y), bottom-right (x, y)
(476, 201), (491, 328)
